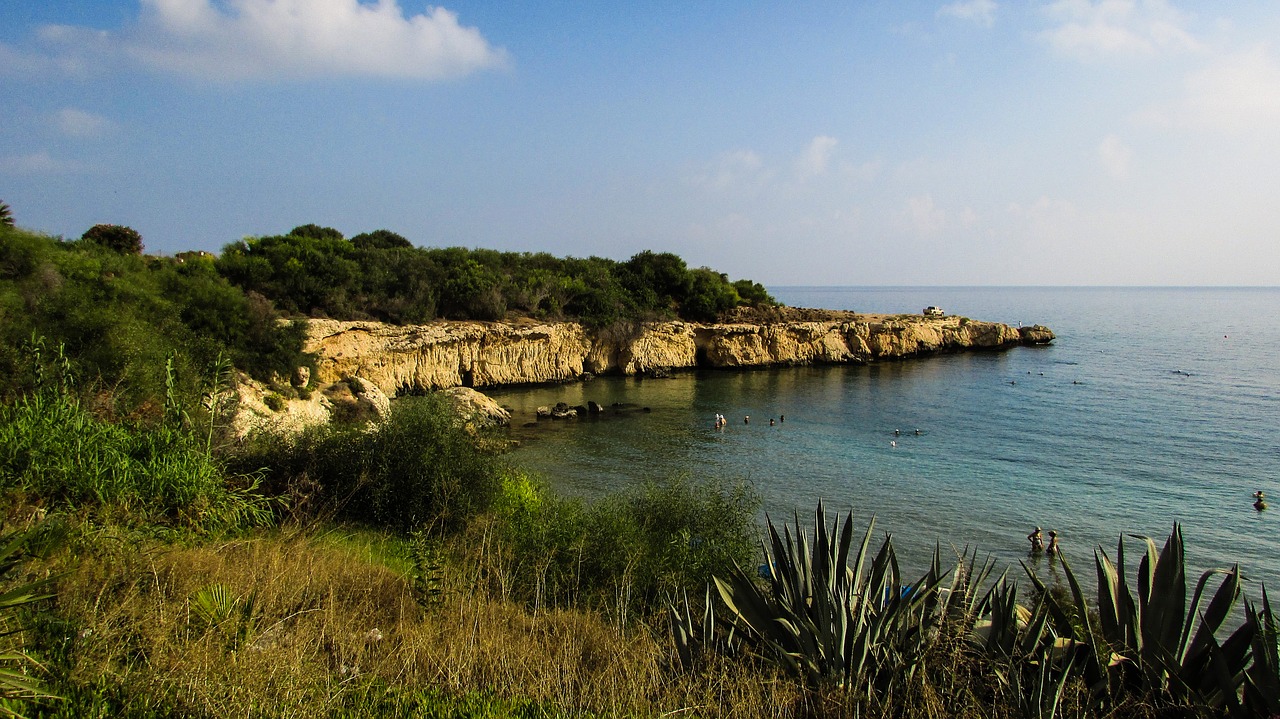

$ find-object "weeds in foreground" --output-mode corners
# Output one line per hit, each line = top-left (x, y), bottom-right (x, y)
(0, 341), (270, 532)
(19, 526), (801, 718)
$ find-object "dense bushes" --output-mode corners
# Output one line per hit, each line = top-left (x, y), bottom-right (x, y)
(0, 226), (308, 411)
(230, 394), (503, 533)
(491, 474), (760, 612)
(81, 224), (144, 255)
(217, 226), (774, 326)
(0, 352), (270, 531)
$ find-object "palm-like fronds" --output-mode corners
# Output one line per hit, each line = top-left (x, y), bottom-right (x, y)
(0, 521), (67, 715)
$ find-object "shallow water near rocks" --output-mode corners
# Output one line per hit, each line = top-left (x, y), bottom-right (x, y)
(489, 287), (1280, 591)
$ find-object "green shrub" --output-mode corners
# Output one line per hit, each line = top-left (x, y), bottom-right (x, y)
(80, 224), (143, 255)
(0, 228), (308, 413)
(493, 474), (759, 613)
(216, 229), (772, 327)
(233, 395), (502, 533)
(0, 359), (270, 531)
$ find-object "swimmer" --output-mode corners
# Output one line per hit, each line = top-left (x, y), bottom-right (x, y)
(744, 415), (750, 425)
(769, 418), (775, 426)
(914, 429), (921, 436)
(1046, 530), (1059, 555)
(780, 414), (785, 423)
(890, 440), (897, 448)
(1027, 527), (1044, 553)
(894, 428), (901, 436)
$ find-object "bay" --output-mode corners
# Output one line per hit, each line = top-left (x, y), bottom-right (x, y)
(489, 287), (1280, 590)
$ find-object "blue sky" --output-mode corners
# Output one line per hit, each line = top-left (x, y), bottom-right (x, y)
(3, 1), (1279, 285)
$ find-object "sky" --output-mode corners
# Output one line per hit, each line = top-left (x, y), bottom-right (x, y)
(2, 0), (1279, 286)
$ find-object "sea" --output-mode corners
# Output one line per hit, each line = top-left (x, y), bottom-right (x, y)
(488, 287), (1280, 593)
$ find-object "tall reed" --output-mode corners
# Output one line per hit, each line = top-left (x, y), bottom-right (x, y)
(0, 341), (269, 531)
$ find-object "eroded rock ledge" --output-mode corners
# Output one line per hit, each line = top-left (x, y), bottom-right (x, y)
(304, 311), (1054, 396)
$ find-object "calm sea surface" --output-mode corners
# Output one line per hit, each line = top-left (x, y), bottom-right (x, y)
(489, 287), (1280, 590)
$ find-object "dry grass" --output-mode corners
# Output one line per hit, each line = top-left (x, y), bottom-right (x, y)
(4, 518), (1187, 718)
(36, 525), (804, 718)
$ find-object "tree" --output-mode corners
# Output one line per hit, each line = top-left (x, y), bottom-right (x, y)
(733, 279), (775, 307)
(0, 201), (13, 228)
(82, 224), (144, 254)
(288, 224), (345, 241)
(621, 251), (693, 314)
(351, 229), (412, 250)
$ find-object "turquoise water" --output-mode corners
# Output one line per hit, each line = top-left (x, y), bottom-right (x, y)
(489, 287), (1280, 589)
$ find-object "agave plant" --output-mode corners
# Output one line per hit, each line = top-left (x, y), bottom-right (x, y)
(711, 502), (951, 699)
(973, 578), (1084, 719)
(1027, 524), (1258, 712)
(1242, 587), (1279, 716)
(669, 583), (738, 671)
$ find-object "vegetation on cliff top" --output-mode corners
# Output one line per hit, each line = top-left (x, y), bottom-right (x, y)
(217, 225), (774, 325)
(0, 221), (772, 412)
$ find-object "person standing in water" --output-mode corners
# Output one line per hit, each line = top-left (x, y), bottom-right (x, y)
(1027, 527), (1044, 553)
(1046, 530), (1060, 556)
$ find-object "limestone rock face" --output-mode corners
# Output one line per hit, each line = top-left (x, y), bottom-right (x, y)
(616, 322), (699, 374)
(229, 372), (333, 439)
(302, 313), (1050, 395)
(440, 386), (511, 428)
(1019, 325), (1056, 344)
(307, 319), (592, 394)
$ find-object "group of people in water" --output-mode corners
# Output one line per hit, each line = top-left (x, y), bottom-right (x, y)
(1027, 526), (1060, 556)
(714, 413), (783, 429)
(889, 428), (922, 448)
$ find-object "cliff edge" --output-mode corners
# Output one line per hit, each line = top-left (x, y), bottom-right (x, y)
(303, 311), (1054, 396)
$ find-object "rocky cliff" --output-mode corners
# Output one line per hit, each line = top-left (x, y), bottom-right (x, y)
(304, 313), (1054, 396)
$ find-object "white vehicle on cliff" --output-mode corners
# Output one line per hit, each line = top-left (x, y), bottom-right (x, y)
(923, 306), (945, 316)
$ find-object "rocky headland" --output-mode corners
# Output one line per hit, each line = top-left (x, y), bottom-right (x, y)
(304, 308), (1054, 395)
(230, 308), (1052, 436)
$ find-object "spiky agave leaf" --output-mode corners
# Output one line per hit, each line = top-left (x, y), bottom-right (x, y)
(1242, 586), (1280, 716)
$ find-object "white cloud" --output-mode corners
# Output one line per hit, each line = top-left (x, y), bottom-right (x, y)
(906, 194), (947, 235)
(795, 135), (839, 178)
(18, 0), (507, 82)
(1039, 0), (1201, 60)
(1005, 195), (1080, 240)
(56, 108), (113, 138)
(838, 159), (882, 183)
(1177, 46), (1280, 132)
(937, 0), (998, 28)
(1098, 134), (1133, 177)
(0, 152), (90, 174)
(688, 150), (770, 193)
